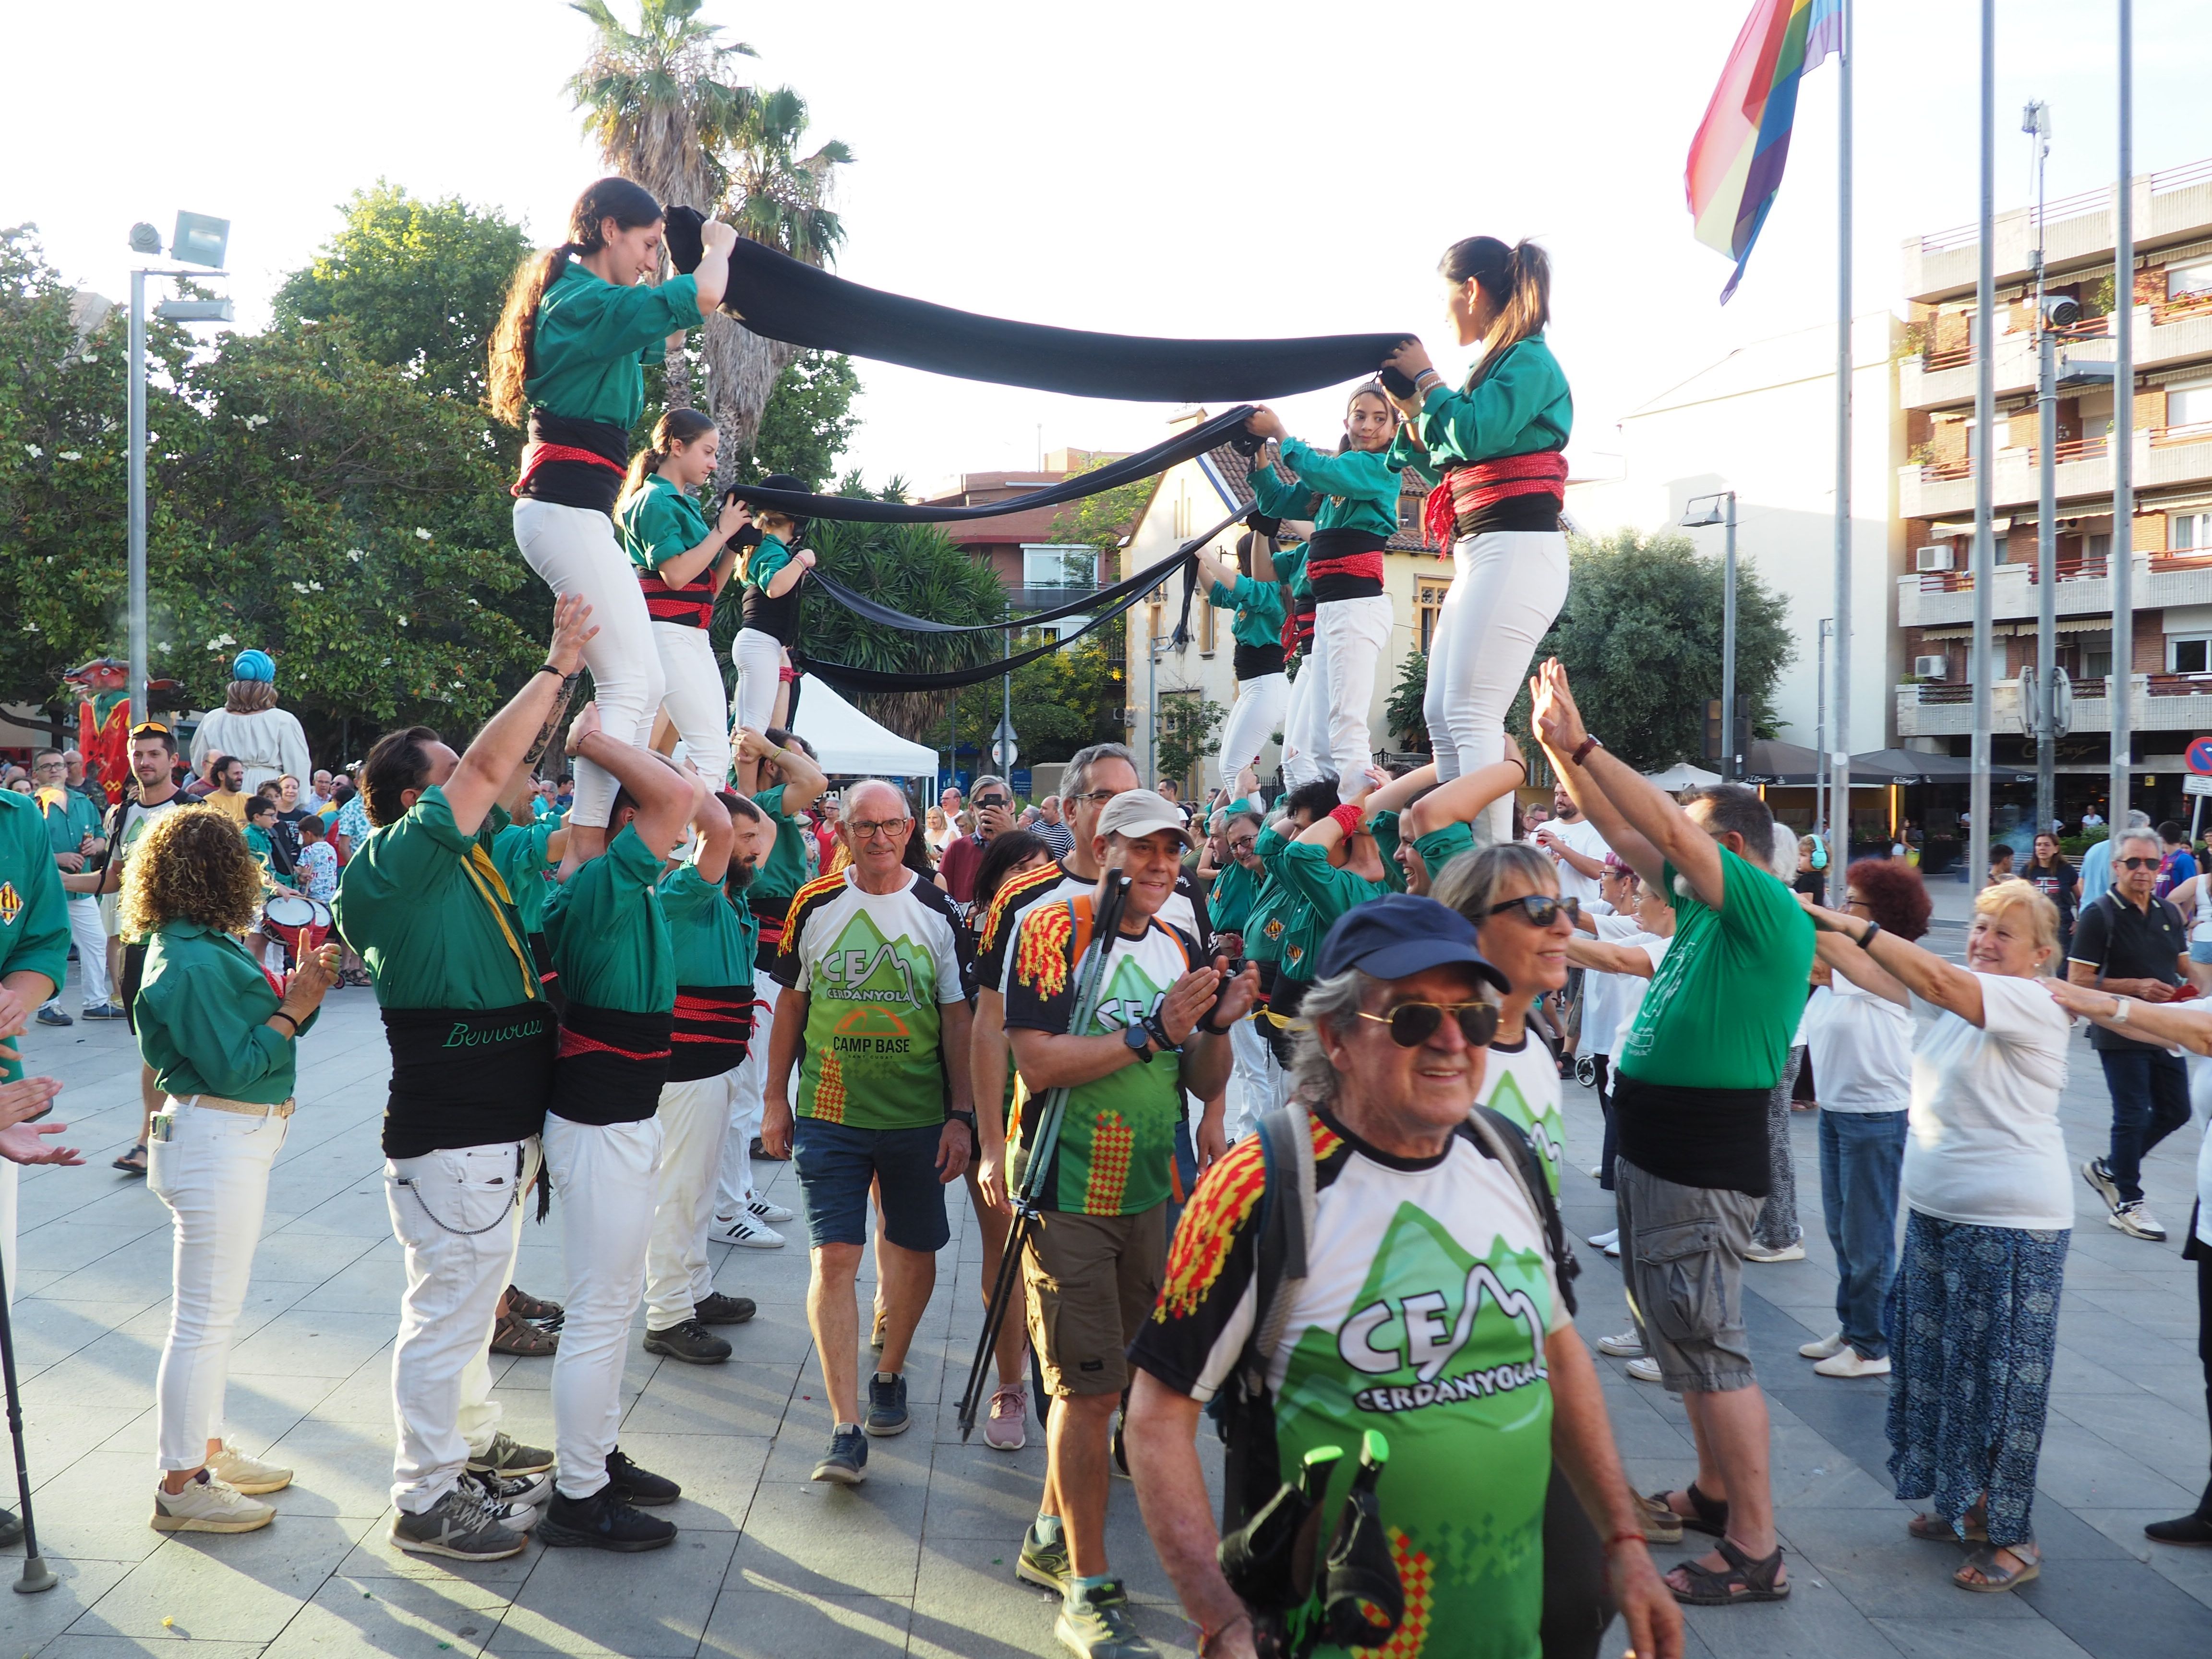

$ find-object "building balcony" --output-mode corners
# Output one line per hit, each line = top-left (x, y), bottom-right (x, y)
(1898, 547), (2212, 628)
(1902, 158), (2212, 302)
(1900, 308), (2212, 412)
(1895, 672), (2212, 738)
(1899, 424), (2212, 521)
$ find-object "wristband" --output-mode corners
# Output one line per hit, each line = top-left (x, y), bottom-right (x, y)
(271, 1010), (299, 1034)
(1570, 735), (1602, 768)
(1604, 1531), (1648, 1551)
(1329, 803), (1366, 838)
(1858, 922), (1883, 951)
(947, 1108), (976, 1124)
(537, 664), (566, 680)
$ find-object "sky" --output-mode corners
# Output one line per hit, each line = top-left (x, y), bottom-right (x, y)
(6, 0), (2209, 500)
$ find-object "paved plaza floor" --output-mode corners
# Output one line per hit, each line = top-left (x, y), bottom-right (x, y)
(5, 947), (2212, 1659)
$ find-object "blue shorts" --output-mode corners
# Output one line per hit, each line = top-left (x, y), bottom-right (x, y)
(791, 1116), (951, 1253)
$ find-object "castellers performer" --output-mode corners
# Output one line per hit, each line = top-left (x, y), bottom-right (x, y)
(617, 408), (754, 790)
(1245, 473), (1319, 787)
(333, 595), (598, 1563)
(728, 477), (816, 795)
(1382, 237), (1572, 842)
(1242, 388), (1402, 787)
(488, 177), (735, 874)
(535, 708), (703, 1551)
(1192, 534), (1287, 792)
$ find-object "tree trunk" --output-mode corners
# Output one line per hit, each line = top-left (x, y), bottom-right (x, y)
(854, 687), (951, 745)
(703, 310), (799, 488)
(662, 340), (697, 413)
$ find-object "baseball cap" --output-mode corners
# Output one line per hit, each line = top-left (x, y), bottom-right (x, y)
(1095, 788), (1194, 848)
(1315, 894), (1511, 992)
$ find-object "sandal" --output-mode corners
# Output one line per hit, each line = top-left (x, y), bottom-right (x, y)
(505, 1285), (564, 1323)
(1667, 1538), (1790, 1606)
(1910, 1506), (1988, 1544)
(1641, 1481), (1730, 1545)
(1955, 1544), (2039, 1593)
(488, 1311), (558, 1357)
(112, 1143), (147, 1176)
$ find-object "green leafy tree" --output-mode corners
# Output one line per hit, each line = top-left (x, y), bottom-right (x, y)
(1049, 459), (1158, 586)
(740, 349), (860, 488)
(269, 183), (530, 406)
(950, 632), (1125, 774)
(1500, 527), (1793, 770)
(1385, 649), (1429, 751)
(1154, 693), (1227, 796)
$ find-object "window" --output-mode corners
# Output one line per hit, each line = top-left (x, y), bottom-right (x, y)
(1966, 416), (2009, 462)
(2168, 262), (2212, 301)
(1199, 597), (1216, 655)
(2088, 533), (2112, 560)
(1022, 545), (1093, 589)
(2173, 512), (2212, 551)
(2167, 379), (2212, 429)
(1416, 578), (1451, 654)
(2171, 636), (2212, 674)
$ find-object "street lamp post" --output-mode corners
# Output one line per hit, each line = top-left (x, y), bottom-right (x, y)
(1815, 617), (1833, 842)
(2025, 99), (2061, 839)
(1683, 492), (1739, 780)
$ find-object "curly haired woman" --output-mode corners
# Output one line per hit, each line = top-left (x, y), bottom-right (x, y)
(127, 807), (338, 1535)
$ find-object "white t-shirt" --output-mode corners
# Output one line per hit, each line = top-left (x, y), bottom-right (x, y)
(2188, 1053), (2212, 1248)
(1802, 978), (1911, 1114)
(1610, 934), (1671, 1056)
(1480, 1033), (1565, 1195)
(1579, 913), (1645, 1060)
(1539, 815), (1610, 911)
(1902, 975), (2075, 1230)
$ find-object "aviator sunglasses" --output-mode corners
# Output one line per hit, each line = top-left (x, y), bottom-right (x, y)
(1484, 894), (1581, 927)
(1355, 1000), (1501, 1048)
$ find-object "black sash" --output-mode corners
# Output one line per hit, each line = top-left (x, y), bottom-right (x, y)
(380, 1001), (555, 1159)
(1233, 641), (1286, 681)
(668, 984), (754, 1082)
(551, 1002), (674, 1125)
(517, 411), (629, 515)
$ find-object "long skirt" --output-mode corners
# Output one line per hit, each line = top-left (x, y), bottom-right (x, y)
(1886, 1208), (2068, 1549)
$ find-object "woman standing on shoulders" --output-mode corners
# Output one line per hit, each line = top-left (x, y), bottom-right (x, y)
(1382, 237), (1572, 841)
(1802, 879), (2072, 1593)
(129, 807), (339, 1534)
(726, 478), (815, 793)
(489, 176), (734, 873)
(1192, 533), (1288, 793)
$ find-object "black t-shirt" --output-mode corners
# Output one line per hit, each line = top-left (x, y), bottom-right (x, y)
(2024, 863), (2077, 929)
(2069, 890), (2188, 1050)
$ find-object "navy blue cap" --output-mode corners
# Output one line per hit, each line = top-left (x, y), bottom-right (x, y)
(1315, 894), (1511, 992)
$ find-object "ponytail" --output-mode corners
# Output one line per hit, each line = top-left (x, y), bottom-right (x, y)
(616, 407), (719, 515)
(486, 176), (667, 427)
(1437, 236), (1552, 390)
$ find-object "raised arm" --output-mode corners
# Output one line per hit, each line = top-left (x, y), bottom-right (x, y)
(1815, 930), (1911, 1007)
(567, 707), (704, 859)
(2050, 978), (2212, 1053)
(444, 594), (597, 837)
(1529, 658), (1698, 901)
(1565, 935), (1656, 977)
(1402, 748), (1526, 842)
(689, 219), (735, 312)
(1193, 544), (1240, 595)
(1803, 897), (1985, 1025)
(689, 787), (734, 885)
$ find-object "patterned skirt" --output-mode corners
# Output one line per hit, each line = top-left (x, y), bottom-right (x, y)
(1885, 1208), (2069, 1548)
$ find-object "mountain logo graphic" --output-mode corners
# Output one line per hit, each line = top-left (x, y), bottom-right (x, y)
(834, 1005), (911, 1038)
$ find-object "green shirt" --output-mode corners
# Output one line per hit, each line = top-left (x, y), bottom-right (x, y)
(545, 825), (674, 1015)
(1384, 334), (1573, 474)
(0, 791), (69, 1084)
(1208, 575), (1286, 652)
(243, 824), (276, 881)
(39, 787), (103, 859)
(660, 862), (757, 989)
(492, 819), (559, 936)
(135, 920), (317, 1104)
(1254, 824), (1324, 984)
(745, 532), (794, 595)
(1279, 837), (1393, 930)
(1208, 857), (1264, 936)
(333, 786), (545, 1012)
(1273, 439), (1402, 541)
(619, 472), (713, 572)
(1267, 539), (1312, 606)
(753, 784), (810, 910)
(1413, 821), (1476, 883)
(1617, 846), (1814, 1090)
(1367, 812), (1410, 896)
(523, 261), (702, 429)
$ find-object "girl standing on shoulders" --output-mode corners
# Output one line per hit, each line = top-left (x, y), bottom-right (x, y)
(1382, 237), (1573, 841)
(727, 475), (815, 793)
(1192, 533), (1288, 793)
(488, 177), (735, 874)
(617, 408), (753, 789)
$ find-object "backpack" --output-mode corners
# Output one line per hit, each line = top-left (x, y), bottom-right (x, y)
(1214, 1103), (1580, 1529)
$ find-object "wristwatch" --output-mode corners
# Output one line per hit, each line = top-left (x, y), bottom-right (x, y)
(1123, 1023), (1154, 1064)
(2111, 997), (2131, 1025)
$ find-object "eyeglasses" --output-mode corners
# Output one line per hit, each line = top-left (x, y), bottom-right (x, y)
(1355, 1001), (1501, 1048)
(1066, 789), (1118, 807)
(2117, 856), (2161, 871)
(1483, 894), (1580, 927)
(1227, 837), (1258, 854)
(847, 817), (911, 841)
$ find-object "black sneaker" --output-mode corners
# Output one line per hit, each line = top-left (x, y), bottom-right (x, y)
(535, 1485), (677, 1552)
(643, 1318), (732, 1364)
(865, 1371), (910, 1437)
(694, 1291), (757, 1325)
(390, 1483), (528, 1560)
(463, 1468), (552, 1532)
(35, 1006), (71, 1027)
(606, 1446), (680, 1506)
(812, 1424), (868, 1484)
(467, 1430), (555, 1476)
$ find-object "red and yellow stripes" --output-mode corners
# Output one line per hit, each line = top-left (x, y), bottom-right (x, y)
(1154, 1132), (1266, 1321)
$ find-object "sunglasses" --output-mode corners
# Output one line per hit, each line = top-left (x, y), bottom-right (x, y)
(1356, 1001), (1501, 1048)
(2117, 856), (2161, 871)
(1484, 894), (1580, 927)
(130, 721), (171, 737)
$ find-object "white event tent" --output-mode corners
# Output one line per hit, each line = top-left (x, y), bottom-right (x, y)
(792, 678), (939, 792)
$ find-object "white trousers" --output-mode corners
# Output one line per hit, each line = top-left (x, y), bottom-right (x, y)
(732, 627), (784, 735)
(717, 994), (772, 1219)
(544, 1114), (662, 1500)
(1424, 530), (1571, 838)
(1226, 1019), (1274, 1143)
(515, 500), (664, 828)
(1280, 654), (1328, 788)
(653, 621), (733, 789)
(1309, 596), (1393, 784)
(1216, 672), (1289, 791)
(149, 1099), (289, 1470)
(646, 1071), (737, 1328)
(40, 895), (110, 1012)
(386, 1138), (537, 1512)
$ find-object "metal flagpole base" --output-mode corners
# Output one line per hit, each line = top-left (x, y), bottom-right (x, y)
(15, 1553), (59, 1594)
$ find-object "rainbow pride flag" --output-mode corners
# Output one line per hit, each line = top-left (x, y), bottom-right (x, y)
(1686, 0), (1842, 301)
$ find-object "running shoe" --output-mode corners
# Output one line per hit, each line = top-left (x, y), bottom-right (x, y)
(1055, 1577), (1158, 1659)
(2110, 1200), (2168, 1240)
(2082, 1156), (2123, 1214)
(467, 1431), (555, 1477)
(606, 1447), (680, 1506)
(985, 1383), (1028, 1452)
(207, 1444), (293, 1495)
(1018, 1519), (1071, 1591)
(865, 1371), (910, 1436)
(152, 1471), (275, 1534)
(536, 1485), (676, 1552)
(812, 1424), (868, 1485)
(390, 1483), (525, 1559)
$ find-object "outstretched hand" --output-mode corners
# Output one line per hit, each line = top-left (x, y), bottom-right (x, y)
(1528, 658), (1588, 757)
(547, 592), (599, 677)
(0, 1119), (82, 1167)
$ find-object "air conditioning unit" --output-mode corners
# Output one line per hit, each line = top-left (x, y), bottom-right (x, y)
(1916, 545), (1954, 572)
(1914, 655), (1951, 680)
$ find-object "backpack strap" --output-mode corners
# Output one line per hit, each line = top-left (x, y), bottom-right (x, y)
(1466, 1105), (1580, 1319)
(1239, 1104), (1315, 1398)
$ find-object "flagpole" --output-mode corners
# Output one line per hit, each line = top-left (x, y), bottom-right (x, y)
(1828, 0), (1853, 904)
(1969, 0), (1996, 893)
(2110, 0), (2135, 835)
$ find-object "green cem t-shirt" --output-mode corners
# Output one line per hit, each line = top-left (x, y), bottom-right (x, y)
(524, 261), (702, 430)
(1004, 895), (1200, 1216)
(773, 869), (969, 1130)
(0, 790), (70, 1084)
(544, 824), (674, 1015)
(333, 787), (545, 1013)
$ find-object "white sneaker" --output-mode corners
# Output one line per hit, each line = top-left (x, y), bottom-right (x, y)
(1604, 1236), (1621, 1259)
(1586, 1228), (1618, 1250)
(719, 1210), (786, 1250)
(1799, 1329), (1849, 1360)
(151, 1471), (275, 1533)
(1744, 1240), (1806, 1263)
(1813, 1347), (1892, 1379)
(2109, 1201), (2168, 1241)
(207, 1444), (293, 1495)
(1597, 1329), (1645, 1358)
(1625, 1357), (1664, 1384)
(748, 1195), (795, 1225)
(1588, 1165), (1605, 1180)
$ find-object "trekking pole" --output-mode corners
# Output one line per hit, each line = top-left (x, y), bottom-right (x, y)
(957, 870), (1128, 1439)
(0, 1239), (58, 1593)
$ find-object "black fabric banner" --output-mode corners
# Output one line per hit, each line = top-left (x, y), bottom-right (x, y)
(730, 407), (1256, 525)
(808, 543), (1192, 637)
(706, 233), (1407, 403)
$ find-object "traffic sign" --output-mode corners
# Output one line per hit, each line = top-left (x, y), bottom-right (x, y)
(2187, 774), (2212, 797)
(2190, 736), (2212, 775)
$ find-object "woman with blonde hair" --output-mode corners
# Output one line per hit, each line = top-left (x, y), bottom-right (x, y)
(127, 807), (339, 1535)
(1800, 878), (2072, 1593)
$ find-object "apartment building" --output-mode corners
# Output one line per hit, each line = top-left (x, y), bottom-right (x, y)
(1895, 155), (2212, 815)
(914, 448), (1123, 637)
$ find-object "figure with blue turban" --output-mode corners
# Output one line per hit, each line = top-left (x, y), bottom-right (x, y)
(189, 650), (311, 796)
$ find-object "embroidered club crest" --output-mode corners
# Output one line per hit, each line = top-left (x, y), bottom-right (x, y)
(0, 881), (20, 927)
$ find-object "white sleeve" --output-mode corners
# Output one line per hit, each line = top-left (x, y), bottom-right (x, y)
(932, 911), (965, 1004)
(280, 712), (312, 787)
(1977, 974), (2068, 1045)
(1183, 1278), (1260, 1405)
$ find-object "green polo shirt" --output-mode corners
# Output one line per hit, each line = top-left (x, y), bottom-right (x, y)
(545, 824), (673, 1014)
(1368, 811), (1410, 895)
(1383, 334), (1573, 474)
(1279, 837), (1392, 931)
(753, 784), (809, 912)
(660, 862), (757, 989)
(1254, 824), (1324, 985)
(745, 532), (795, 596)
(1208, 575), (1286, 652)
(40, 787), (103, 859)
(619, 472), (714, 572)
(135, 920), (317, 1105)
(1208, 857), (1263, 936)
(1413, 821), (1476, 881)
(1273, 439), (1402, 541)
(524, 261), (702, 430)
(492, 818), (559, 936)
(0, 791), (69, 1084)
(333, 786), (544, 1012)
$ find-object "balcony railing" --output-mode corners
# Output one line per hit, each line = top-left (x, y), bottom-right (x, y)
(1913, 157), (2212, 253)
(1905, 422), (2212, 492)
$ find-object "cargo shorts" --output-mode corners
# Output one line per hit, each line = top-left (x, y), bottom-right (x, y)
(1616, 1156), (1761, 1393)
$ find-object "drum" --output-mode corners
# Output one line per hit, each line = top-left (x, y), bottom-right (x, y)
(261, 894), (329, 963)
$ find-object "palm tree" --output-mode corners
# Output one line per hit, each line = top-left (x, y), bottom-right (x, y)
(566, 0), (757, 414)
